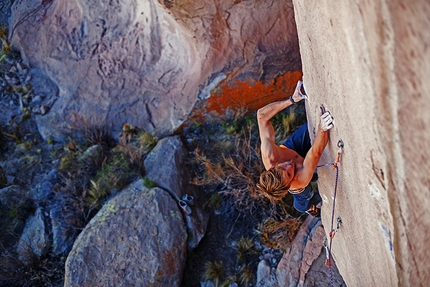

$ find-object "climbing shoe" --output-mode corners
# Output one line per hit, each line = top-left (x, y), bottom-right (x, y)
(181, 194), (194, 206)
(178, 200), (192, 216)
(306, 204), (321, 217)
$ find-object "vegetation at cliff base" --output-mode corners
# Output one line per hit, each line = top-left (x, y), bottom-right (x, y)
(182, 102), (308, 286)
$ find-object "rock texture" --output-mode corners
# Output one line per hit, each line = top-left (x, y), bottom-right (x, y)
(144, 135), (210, 249)
(256, 259), (279, 287)
(10, 0), (202, 140)
(17, 207), (50, 260)
(9, 0), (301, 140)
(64, 181), (187, 287)
(144, 136), (189, 200)
(293, 0), (430, 286)
(276, 216), (344, 287)
(254, 216), (344, 287)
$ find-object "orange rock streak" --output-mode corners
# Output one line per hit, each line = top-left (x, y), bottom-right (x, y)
(184, 70), (302, 126)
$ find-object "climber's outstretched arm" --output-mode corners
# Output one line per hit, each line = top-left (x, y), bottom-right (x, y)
(297, 111), (334, 184)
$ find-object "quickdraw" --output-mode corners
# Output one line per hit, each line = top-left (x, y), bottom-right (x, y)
(329, 216), (342, 239)
(317, 139), (344, 287)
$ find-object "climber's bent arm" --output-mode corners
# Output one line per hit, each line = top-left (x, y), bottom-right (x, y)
(257, 99), (294, 170)
(297, 123), (330, 185)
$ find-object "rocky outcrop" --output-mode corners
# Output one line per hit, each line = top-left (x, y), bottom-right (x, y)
(144, 136), (210, 249)
(10, 0), (202, 140)
(64, 182), (187, 286)
(293, 0), (430, 286)
(64, 135), (209, 285)
(144, 136), (189, 200)
(256, 216), (345, 287)
(276, 217), (344, 287)
(9, 0), (301, 140)
(17, 207), (50, 261)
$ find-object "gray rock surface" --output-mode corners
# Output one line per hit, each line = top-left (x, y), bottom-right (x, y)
(144, 135), (209, 249)
(276, 216), (344, 287)
(9, 0), (203, 140)
(0, 0), (12, 27)
(48, 192), (81, 256)
(17, 207), (51, 261)
(256, 259), (279, 287)
(144, 136), (188, 200)
(8, 0), (301, 140)
(64, 181), (187, 287)
(293, 0), (430, 286)
(32, 168), (58, 201)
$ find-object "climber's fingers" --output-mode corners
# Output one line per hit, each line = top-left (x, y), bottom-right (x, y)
(320, 111), (334, 131)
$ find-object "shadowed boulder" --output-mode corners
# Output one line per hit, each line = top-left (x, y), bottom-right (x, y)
(17, 207), (51, 262)
(64, 181), (187, 287)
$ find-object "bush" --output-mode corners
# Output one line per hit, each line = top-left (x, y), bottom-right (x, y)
(189, 107), (306, 219)
(259, 216), (302, 250)
(184, 107), (307, 286)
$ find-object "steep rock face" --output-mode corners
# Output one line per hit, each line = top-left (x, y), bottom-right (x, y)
(64, 181), (187, 286)
(9, 0), (301, 140)
(293, 0), (430, 286)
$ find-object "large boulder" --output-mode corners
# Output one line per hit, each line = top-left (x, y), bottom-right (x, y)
(9, 0), (202, 140)
(9, 0), (301, 140)
(144, 135), (209, 249)
(293, 0), (430, 286)
(144, 136), (189, 200)
(64, 181), (187, 287)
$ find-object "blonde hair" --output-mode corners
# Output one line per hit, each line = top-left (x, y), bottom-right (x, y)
(256, 166), (292, 204)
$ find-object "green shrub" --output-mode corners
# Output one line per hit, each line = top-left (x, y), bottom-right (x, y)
(143, 177), (157, 188)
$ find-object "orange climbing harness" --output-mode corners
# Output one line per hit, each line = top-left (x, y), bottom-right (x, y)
(317, 139), (344, 286)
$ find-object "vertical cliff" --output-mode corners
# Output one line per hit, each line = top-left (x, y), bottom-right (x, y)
(292, 0), (430, 286)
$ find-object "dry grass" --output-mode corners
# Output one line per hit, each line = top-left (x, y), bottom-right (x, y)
(239, 265), (255, 285)
(58, 124), (153, 210)
(0, 242), (66, 287)
(235, 236), (256, 263)
(190, 117), (267, 214)
(259, 216), (302, 250)
(189, 106), (306, 219)
(203, 261), (225, 287)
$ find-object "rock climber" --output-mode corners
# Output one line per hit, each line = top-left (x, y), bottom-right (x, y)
(256, 80), (334, 217)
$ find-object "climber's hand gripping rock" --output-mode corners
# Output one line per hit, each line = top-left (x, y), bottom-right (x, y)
(320, 111), (334, 131)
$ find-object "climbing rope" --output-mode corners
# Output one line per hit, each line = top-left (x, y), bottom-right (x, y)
(317, 139), (344, 287)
